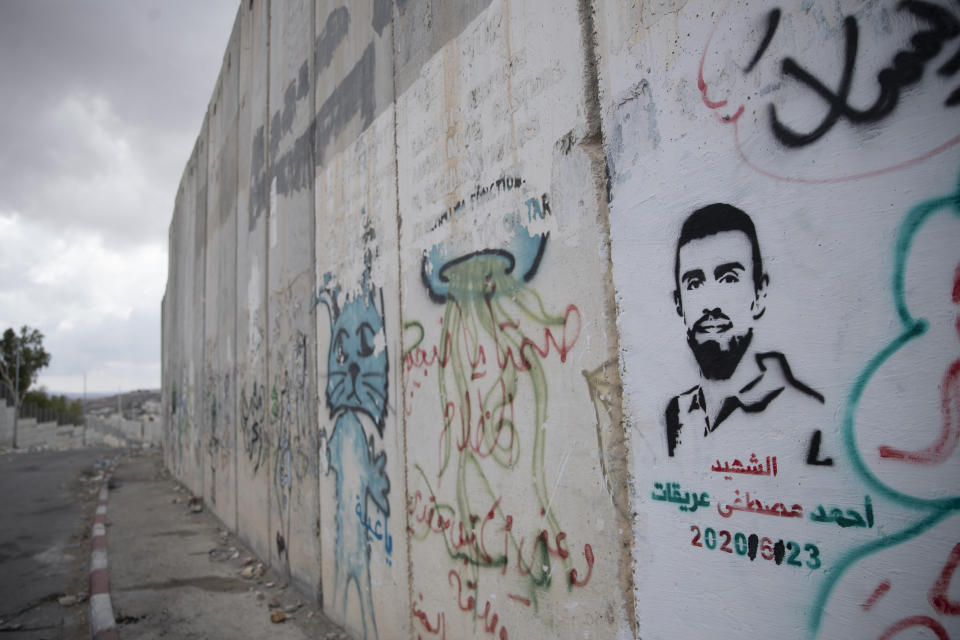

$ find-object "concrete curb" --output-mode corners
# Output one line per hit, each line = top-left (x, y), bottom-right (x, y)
(88, 479), (118, 640)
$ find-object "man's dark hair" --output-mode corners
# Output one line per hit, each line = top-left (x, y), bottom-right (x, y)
(674, 203), (764, 291)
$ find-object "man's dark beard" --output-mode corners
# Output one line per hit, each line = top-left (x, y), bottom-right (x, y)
(687, 328), (752, 380)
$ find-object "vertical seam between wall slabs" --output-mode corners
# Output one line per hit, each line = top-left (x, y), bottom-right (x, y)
(233, 6), (242, 536)
(577, 0), (639, 637)
(279, 6), (290, 581)
(389, 2), (416, 631)
(502, 0), (518, 168)
(263, 0), (272, 565)
(200, 107), (209, 504)
(578, 0), (603, 143)
(308, 0), (320, 605)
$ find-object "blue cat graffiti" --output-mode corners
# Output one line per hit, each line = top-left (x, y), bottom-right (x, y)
(315, 250), (390, 640)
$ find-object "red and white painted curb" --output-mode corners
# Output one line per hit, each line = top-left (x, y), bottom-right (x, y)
(89, 479), (118, 640)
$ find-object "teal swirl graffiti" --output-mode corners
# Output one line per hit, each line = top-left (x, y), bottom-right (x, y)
(809, 167), (960, 637)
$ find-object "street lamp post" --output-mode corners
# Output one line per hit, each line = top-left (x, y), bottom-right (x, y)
(82, 372), (87, 447)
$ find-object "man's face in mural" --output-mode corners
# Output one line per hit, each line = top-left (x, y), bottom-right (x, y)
(675, 229), (767, 380)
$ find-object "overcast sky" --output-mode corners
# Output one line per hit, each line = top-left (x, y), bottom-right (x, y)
(0, 0), (239, 393)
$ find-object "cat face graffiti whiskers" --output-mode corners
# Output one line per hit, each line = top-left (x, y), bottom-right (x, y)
(316, 274), (389, 436)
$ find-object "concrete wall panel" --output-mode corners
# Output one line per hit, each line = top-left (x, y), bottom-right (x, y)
(313, 3), (405, 635)
(395, 1), (634, 637)
(163, 191), (181, 470)
(0, 404), (13, 448)
(186, 114), (209, 500)
(170, 118), (208, 498)
(235, 0), (272, 566)
(205, 13), (241, 530)
(266, 0), (321, 596)
(166, 164), (184, 472)
(315, 109), (406, 640)
(161, 290), (169, 457)
(595, 0), (960, 637)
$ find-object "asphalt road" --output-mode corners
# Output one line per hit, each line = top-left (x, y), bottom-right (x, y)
(0, 447), (117, 638)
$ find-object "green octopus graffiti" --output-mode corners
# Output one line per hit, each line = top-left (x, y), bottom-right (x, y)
(406, 191), (593, 610)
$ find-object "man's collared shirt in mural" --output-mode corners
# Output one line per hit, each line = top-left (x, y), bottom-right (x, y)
(666, 352), (825, 463)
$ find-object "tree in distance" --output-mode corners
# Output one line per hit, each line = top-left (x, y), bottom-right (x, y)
(0, 325), (51, 407)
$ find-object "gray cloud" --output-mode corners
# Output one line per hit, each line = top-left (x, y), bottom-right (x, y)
(44, 306), (160, 377)
(0, 0), (238, 392)
(0, 0), (238, 245)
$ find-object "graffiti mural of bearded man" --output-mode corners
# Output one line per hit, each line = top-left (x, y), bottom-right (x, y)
(665, 203), (824, 458)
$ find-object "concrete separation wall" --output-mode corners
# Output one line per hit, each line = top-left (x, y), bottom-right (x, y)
(0, 404), (13, 446)
(163, 0), (960, 638)
(0, 413), (160, 450)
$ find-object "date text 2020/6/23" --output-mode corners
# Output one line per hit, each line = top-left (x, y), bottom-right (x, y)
(690, 525), (822, 570)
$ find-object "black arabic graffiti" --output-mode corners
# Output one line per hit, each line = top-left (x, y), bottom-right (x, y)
(240, 382), (266, 473)
(745, 8), (781, 74)
(758, 1), (960, 148)
(806, 429), (834, 466)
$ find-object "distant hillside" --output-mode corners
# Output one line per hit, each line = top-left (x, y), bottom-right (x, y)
(82, 389), (161, 420)
(56, 391), (116, 400)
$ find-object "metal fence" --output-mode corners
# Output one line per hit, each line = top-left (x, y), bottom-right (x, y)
(0, 384), (85, 426)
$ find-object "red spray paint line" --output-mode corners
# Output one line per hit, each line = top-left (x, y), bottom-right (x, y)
(861, 579), (891, 611)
